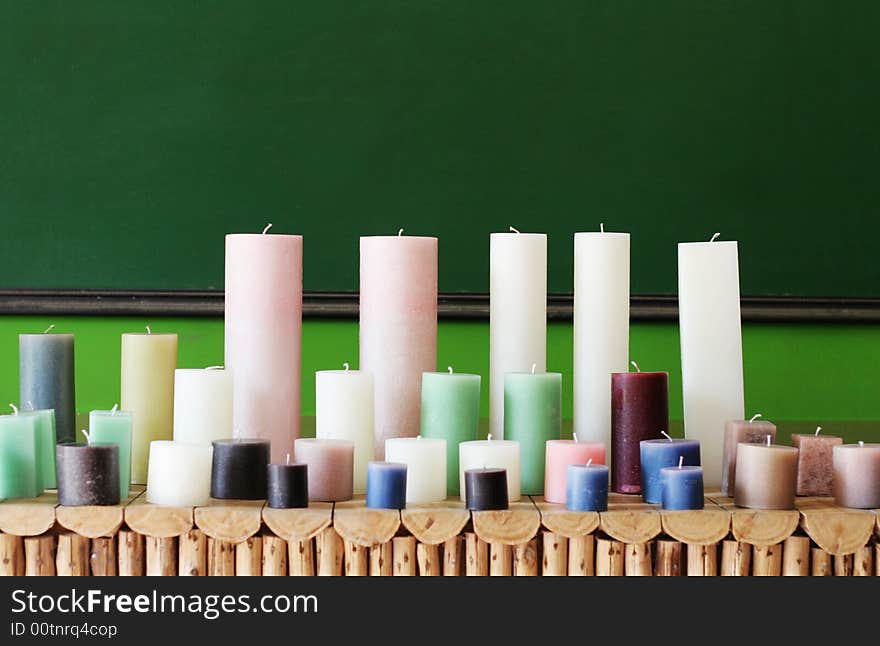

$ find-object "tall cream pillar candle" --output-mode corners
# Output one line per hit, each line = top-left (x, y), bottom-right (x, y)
(360, 234), (437, 459)
(121, 331), (177, 484)
(489, 230), (546, 439)
(573, 229), (630, 447)
(678, 236), (744, 487)
(225, 228), (302, 462)
(173, 368), (233, 446)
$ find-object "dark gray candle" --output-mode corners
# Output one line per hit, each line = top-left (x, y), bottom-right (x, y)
(56, 442), (120, 506)
(267, 462), (308, 508)
(20, 332), (76, 444)
(464, 467), (509, 511)
(211, 439), (270, 499)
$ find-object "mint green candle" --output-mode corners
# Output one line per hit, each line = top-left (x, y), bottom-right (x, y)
(0, 413), (40, 499)
(420, 370), (481, 495)
(504, 372), (562, 495)
(89, 408), (133, 499)
(22, 409), (56, 489)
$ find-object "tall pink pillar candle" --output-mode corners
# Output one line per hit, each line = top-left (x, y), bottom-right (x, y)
(360, 235), (438, 459)
(543, 440), (606, 504)
(225, 231), (302, 462)
(294, 438), (354, 502)
(832, 442), (880, 509)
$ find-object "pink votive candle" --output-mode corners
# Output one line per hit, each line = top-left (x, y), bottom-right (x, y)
(832, 442), (880, 509)
(294, 438), (354, 502)
(543, 439), (606, 504)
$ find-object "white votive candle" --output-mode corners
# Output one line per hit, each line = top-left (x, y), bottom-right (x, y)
(384, 437), (447, 504)
(145, 441), (213, 507)
(458, 438), (521, 503)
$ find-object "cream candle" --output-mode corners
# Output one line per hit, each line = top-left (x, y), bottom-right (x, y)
(294, 438), (354, 502)
(721, 414), (777, 497)
(315, 365), (374, 494)
(121, 330), (177, 484)
(172, 367), (233, 446)
(384, 437), (447, 504)
(489, 230), (546, 439)
(733, 439), (798, 510)
(360, 234), (437, 459)
(791, 427), (842, 496)
(832, 442), (880, 509)
(678, 235), (744, 487)
(145, 441), (213, 507)
(543, 439), (606, 504)
(458, 437), (521, 502)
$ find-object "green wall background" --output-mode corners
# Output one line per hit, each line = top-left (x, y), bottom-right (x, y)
(1, 316), (877, 444)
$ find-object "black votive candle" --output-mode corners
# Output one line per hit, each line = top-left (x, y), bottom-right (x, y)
(464, 467), (508, 511)
(267, 462), (309, 509)
(56, 442), (120, 506)
(211, 439), (270, 499)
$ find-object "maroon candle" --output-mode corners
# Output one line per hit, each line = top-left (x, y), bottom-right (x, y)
(611, 366), (669, 494)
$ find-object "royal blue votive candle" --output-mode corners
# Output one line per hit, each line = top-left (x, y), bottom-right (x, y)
(366, 461), (407, 509)
(640, 438), (701, 503)
(566, 463), (609, 512)
(660, 465), (704, 510)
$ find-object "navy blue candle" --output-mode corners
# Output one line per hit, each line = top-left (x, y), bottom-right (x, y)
(660, 463), (704, 510)
(366, 461), (407, 509)
(566, 463), (609, 512)
(640, 437), (701, 503)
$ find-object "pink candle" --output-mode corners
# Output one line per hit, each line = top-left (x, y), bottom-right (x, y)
(832, 442), (880, 509)
(294, 438), (354, 502)
(543, 439), (606, 504)
(791, 428), (842, 496)
(225, 230), (302, 462)
(360, 235), (437, 459)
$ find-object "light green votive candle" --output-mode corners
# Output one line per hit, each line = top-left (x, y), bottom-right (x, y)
(21, 408), (56, 489)
(89, 408), (133, 499)
(420, 369), (481, 496)
(0, 412), (40, 499)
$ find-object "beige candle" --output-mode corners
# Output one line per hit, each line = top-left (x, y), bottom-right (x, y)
(294, 438), (354, 502)
(832, 442), (880, 509)
(791, 427), (842, 496)
(733, 439), (798, 509)
(721, 414), (776, 496)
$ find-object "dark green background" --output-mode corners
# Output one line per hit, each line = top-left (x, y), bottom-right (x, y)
(1, 1), (877, 295)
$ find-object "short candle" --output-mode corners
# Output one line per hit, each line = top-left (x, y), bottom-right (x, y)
(89, 408), (133, 499)
(733, 440), (798, 510)
(210, 439), (270, 500)
(458, 437), (521, 502)
(365, 461), (408, 510)
(294, 438), (354, 502)
(267, 459), (308, 509)
(639, 436), (701, 504)
(146, 441), (213, 507)
(660, 459), (704, 510)
(56, 441), (120, 506)
(566, 462), (609, 512)
(543, 439), (605, 504)
(384, 437), (447, 504)
(721, 415), (777, 497)
(465, 468), (508, 511)
(832, 442), (880, 509)
(791, 427), (842, 496)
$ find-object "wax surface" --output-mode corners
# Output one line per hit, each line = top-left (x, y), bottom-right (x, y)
(20, 333), (76, 444)
(294, 438), (354, 502)
(721, 419), (777, 497)
(543, 440), (605, 504)
(734, 443), (798, 510)
(384, 437), (447, 503)
(465, 468), (508, 511)
(315, 369), (373, 493)
(0, 414), (39, 499)
(366, 461), (407, 510)
(678, 241), (744, 487)
(267, 463), (308, 509)
(210, 439), (270, 500)
(660, 466), (704, 510)
(458, 439), (521, 502)
(360, 236), (437, 459)
(121, 333), (177, 484)
(420, 371), (480, 496)
(791, 433), (842, 496)
(146, 441), (213, 507)
(573, 231), (630, 448)
(566, 464), (609, 512)
(504, 372), (562, 495)
(89, 410), (133, 499)
(640, 438), (701, 504)
(832, 443), (880, 509)
(173, 368), (233, 446)
(225, 233), (302, 462)
(611, 371), (668, 494)
(56, 443), (120, 506)
(489, 232), (546, 439)
(22, 409), (56, 490)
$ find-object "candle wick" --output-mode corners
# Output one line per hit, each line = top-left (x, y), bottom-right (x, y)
(661, 430), (673, 442)
(82, 430), (91, 445)
(815, 426), (822, 436)
(417, 435), (421, 440)
(145, 325), (151, 334)
(573, 432), (578, 442)
(262, 223), (273, 235)
(509, 226), (520, 234)
(25, 400), (34, 411)
(43, 324), (55, 334)
(8, 403), (18, 416)
(398, 228), (404, 236)
(531, 363), (536, 374)
(111, 403), (118, 415)
(205, 365), (223, 370)
(600, 222), (604, 233)
(286, 453), (291, 465)
(343, 362), (349, 372)
(447, 365), (453, 374)
(858, 440), (864, 447)
(630, 360), (640, 373)
(710, 232), (721, 242)
(749, 413), (762, 423)
(487, 433), (493, 441)
(766, 435), (771, 447)
(678, 455), (684, 469)
(587, 458), (593, 467)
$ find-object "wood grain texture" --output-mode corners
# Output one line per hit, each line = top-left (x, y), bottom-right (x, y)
(333, 502), (400, 547)
(261, 503), (332, 543)
(0, 493), (57, 536)
(730, 510), (799, 547)
(400, 503), (469, 545)
(599, 510), (661, 544)
(472, 502), (541, 545)
(125, 498), (193, 538)
(799, 508), (875, 556)
(661, 509), (730, 545)
(195, 501), (263, 543)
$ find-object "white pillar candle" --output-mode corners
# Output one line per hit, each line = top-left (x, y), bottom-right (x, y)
(360, 235), (437, 459)
(173, 368), (233, 446)
(384, 437), (447, 504)
(458, 438), (521, 502)
(145, 441), (213, 507)
(315, 366), (374, 494)
(678, 236), (744, 487)
(489, 230), (547, 439)
(225, 229), (302, 462)
(573, 229), (630, 447)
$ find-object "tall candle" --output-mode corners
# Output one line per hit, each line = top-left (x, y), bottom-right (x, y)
(384, 437), (447, 504)
(21, 408), (56, 490)
(733, 441), (798, 510)
(173, 368), (233, 446)
(315, 367), (374, 494)
(544, 439), (605, 504)
(640, 437), (701, 504)
(420, 369), (480, 496)
(121, 331), (177, 484)
(89, 408), (133, 499)
(791, 428), (842, 496)
(225, 230), (302, 462)
(360, 235), (437, 459)
(0, 412), (39, 499)
(56, 442), (120, 506)
(489, 231), (546, 439)
(832, 442), (880, 509)
(458, 438), (521, 502)
(504, 371), (561, 495)
(678, 237), (744, 487)
(294, 438), (354, 502)
(721, 416), (777, 497)
(20, 331), (76, 444)
(573, 230), (630, 449)
(146, 441), (213, 507)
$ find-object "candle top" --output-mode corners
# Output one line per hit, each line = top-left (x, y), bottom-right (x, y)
(611, 370), (669, 378)
(641, 437), (700, 446)
(121, 332), (178, 338)
(385, 436), (446, 447)
(490, 231), (546, 239)
(360, 234), (437, 241)
(659, 465), (703, 473)
(295, 437), (355, 447)
(546, 438), (605, 448)
(505, 370), (562, 378)
(225, 232), (302, 240)
(368, 461), (408, 470)
(459, 438), (519, 447)
(568, 462), (609, 471)
(212, 438), (270, 447)
(91, 409), (133, 418)
(678, 239), (738, 249)
(423, 370), (480, 378)
(464, 466), (507, 476)
(834, 442), (880, 451)
(739, 442), (798, 452)
(574, 230), (630, 239)
(57, 441), (117, 451)
(19, 332), (74, 339)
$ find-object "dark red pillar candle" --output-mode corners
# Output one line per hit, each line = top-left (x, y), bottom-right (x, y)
(611, 370), (669, 494)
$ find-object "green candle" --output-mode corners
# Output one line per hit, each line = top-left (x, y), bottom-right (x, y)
(504, 371), (562, 495)
(89, 408), (133, 499)
(0, 412), (40, 499)
(420, 369), (481, 496)
(21, 408), (56, 489)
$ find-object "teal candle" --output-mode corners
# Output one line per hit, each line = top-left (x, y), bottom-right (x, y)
(0, 412), (40, 499)
(89, 408), (133, 499)
(420, 369), (481, 495)
(504, 371), (562, 495)
(21, 408), (56, 489)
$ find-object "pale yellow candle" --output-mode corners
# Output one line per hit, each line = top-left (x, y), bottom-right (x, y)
(121, 330), (178, 484)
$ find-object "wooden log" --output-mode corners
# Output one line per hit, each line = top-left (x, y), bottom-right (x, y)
(289, 538), (315, 577)
(316, 527), (343, 576)
(262, 535), (287, 576)
(333, 503), (400, 547)
(596, 537), (624, 576)
(442, 536), (462, 576)
(117, 530), (143, 576)
(401, 503), (469, 545)
(207, 538), (235, 576)
(345, 540), (369, 576)
(799, 508), (875, 556)
(534, 499), (599, 539)
(720, 540), (751, 576)
(125, 497), (193, 539)
(834, 553), (853, 577)
(513, 539), (538, 576)
(661, 510), (730, 546)
(655, 539), (682, 576)
(752, 543), (782, 576)
(731, 510), (799, 547)
(811, 548), (831, 576)
(600, 510), (661, 545)
(568, 535), (595, 576)
(392, 536), (416, 576)
(489, 542), (512, 576)
(625, 542), (653, 576)
(416, 542), (440, 576)
(261, 503), (332, 545)
(235, 536), (262, 576)
(472, 503), (541, 546)
(0, 493), (58, 536)
(56, 533), (90, 576)
(876, 543), (879, 577)
(195, 501), (263, 544)
(90, 537), (117, 576)
(24, 535), (55, 576)
(0, 533), (24, 576)
(178, 529), (207, 576)
(465, 532), (488, 576)
(146, 536), (177, 576)
(541, 532), (568, 576)
(686, 543), (717, 576)
(781, 536), (809, 576)
(56, 505), (125, 539)
(853, 544), (873, 577)
(369, 541), (392, 576)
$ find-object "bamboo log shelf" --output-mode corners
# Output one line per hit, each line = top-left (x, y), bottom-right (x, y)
(0, 493), (876, 576)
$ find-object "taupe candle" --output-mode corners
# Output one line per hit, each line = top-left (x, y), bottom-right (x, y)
(56, 442), (120, 506)
(791, 427), (842, 496)
(721, 415), (776, 497)
(733, 440), (798, 510)
(832, 442), (880, 509)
